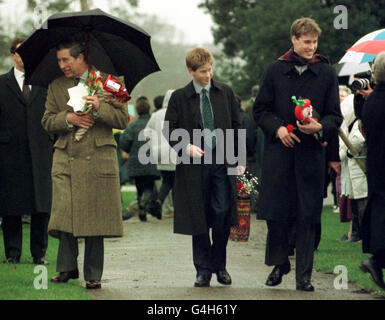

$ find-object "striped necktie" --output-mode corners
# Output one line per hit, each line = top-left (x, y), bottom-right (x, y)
(201, 88), (216, 148)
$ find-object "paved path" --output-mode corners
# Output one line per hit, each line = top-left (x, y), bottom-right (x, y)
(77, 209), (381, 301)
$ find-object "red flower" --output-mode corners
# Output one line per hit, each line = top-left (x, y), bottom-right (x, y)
(237, 182), (248, 196)
(286, 124), (294, 133)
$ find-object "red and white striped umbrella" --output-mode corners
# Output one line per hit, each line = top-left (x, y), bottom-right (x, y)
(339, 28), (385, 64)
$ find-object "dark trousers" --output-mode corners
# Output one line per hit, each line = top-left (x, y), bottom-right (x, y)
(158, 170), (175, 203)
(192, 160), (231, 276)
(373, 249), (385, 269)
(134, 176), (157, 209)
(1, 213), (49, 261)
(265, 218), (316, 282)
(56, 231), (104, 281)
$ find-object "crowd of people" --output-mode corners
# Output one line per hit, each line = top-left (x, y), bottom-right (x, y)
(1, 16), (385, 293)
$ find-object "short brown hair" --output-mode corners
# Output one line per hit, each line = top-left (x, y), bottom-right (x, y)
(290, 17), (322, 39)
(10, 37), (26, 54)
(135, 99), (151, 115)
(185, 47), (213, 71)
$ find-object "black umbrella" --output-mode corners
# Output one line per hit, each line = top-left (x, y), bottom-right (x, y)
(17, 8), (160, 93)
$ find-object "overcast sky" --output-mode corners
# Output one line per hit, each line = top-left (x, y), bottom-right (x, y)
(0, 0), (214, 45)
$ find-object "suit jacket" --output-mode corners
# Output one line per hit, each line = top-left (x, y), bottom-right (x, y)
(0, 68), (53, 216)
(41, 71), (129, 238)
(164, 79), (242, 235)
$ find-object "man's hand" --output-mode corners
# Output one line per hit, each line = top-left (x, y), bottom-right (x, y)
(328, 161), (341, 175)
(188, 144), (204, 158)
(83, 94), (100, 111)
(102, 91), (115, 104)
(357, 82), (373, 100)
(297, 118), (322, 135)
(236, 165), (246, 175)
(277, 126), (301, 148)
(66, 112), (95, 129)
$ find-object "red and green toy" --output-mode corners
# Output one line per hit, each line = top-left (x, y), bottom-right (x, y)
(285, 96), (319, 133)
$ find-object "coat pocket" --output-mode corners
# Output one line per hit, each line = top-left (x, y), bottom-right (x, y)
(52, 138), (70, 176)
(94, 137), (119, 177)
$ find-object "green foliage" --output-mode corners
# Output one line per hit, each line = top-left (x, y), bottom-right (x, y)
(200, 0), (385, 98)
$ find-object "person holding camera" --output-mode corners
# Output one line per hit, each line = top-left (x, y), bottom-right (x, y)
(360, 52), (385, 290)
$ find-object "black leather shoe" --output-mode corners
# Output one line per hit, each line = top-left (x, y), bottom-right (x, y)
(360, 258), (385, 289)
(265, 262), (291, 286)
(86, 280), (101, 289)
(194, 274), (211, 287)
(296, 280), (315, 292)
(33, 257), (49, 265)
(4, 257), (19, 264)
(149, 200), (162, 220)
(51, 269), (79, 283)
(216, 270), (232, 285)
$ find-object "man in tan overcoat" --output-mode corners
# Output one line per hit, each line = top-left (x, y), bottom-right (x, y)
(41, 38), (129, 289)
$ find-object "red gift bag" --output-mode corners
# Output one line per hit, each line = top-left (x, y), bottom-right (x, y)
(230, 196), (251, 242)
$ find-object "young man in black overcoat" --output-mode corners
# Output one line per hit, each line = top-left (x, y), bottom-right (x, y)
(254, 18), (342, 291)
(164, 47), (243, 287)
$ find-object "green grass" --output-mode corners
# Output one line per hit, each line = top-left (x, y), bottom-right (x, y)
(314, 205), (385, 298)
(0, 191), (136, 300)
(0, 225), (92, 300)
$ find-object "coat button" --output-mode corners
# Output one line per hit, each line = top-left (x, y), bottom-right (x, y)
(86, 156), (91, 160)
(69, 157), (74, 161)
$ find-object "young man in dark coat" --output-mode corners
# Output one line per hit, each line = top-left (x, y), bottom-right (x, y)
(253, 18), (342, 291)
(164, 47), (243, 287)
(0, 38), (53, 264)
(360, 52), (385, 290)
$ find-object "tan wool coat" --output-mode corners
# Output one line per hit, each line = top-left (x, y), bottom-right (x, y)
(41, 72), (129, 238)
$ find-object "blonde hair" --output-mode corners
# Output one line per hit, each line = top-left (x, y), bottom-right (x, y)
(290, 17), (322, 39)
(185, 47), (213, 71)
(339, 85), (351, 96)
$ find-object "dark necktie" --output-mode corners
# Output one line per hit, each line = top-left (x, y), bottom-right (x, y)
(22, 78), (30, 101)
(201, 88), (216, 148)
(74, 78), (80, 85)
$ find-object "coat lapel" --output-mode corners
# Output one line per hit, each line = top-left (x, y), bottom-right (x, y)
(183, 81), (203, 129)
(210, 80), (228, 130)
(6, 68), (26, 105)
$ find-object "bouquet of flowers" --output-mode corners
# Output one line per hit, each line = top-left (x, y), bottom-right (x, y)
(236, 170), (259, 202)
(79, 70), (103, 113)
(73, 70), (103, 141)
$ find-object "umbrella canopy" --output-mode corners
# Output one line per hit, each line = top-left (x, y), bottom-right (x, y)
(339, 28), (385, 64)
(17, 8), (160, 93)
(334, 62), (371, 77)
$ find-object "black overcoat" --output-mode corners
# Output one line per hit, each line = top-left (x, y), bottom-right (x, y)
(0, 68), (53, 216)
(361, 83), (385, 254)
(164, 80), (242, 235)
(253, 60), (342, 223)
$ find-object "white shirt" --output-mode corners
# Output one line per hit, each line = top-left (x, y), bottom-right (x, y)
(14, 68), (31, 91)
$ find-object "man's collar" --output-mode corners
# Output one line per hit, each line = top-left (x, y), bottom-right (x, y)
(192, 79), (211, 94)
(78, 69), (89, 83)
(14, 67), (24, 79)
